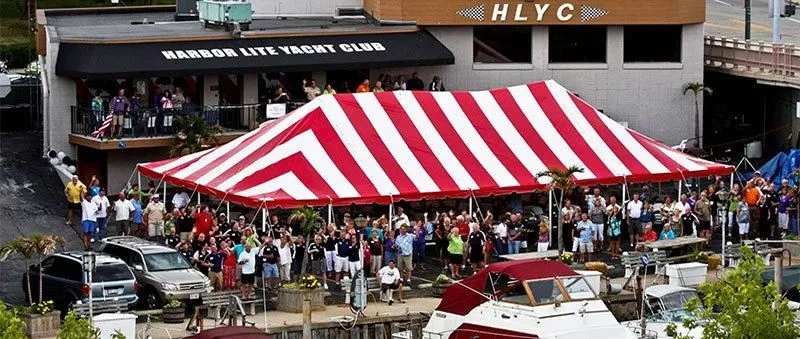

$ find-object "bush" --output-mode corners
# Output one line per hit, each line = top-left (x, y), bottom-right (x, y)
(58, 311), (99, 339)
(0, 41), (35, 69)
(0, 302), (26, 339)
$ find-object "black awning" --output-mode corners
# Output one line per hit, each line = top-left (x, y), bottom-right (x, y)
(55, 30), (454, 79)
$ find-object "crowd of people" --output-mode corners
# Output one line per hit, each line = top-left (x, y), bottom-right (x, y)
(275, 72), (447, 104)
(89, 86), (193, 139)
(64, 171), (800, 301)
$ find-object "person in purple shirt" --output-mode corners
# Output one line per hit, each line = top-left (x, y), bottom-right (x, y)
(383, 229), (397, 266)
(687, 192), (697, 211)
(109, 88), (130, 139)
(778, 190), (793, 236)
(412, 219), (427, 271)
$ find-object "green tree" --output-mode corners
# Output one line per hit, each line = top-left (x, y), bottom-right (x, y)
(682, 82), (712, 146)
(1, 236), (36, 305)
(0, 302), (26, 339)
(170, 115), (223, 157)
(288, 206), (324, 275)
(668, 246), (799, 339)
(58, 311), (99, 339)
(536, 165), (584, 254)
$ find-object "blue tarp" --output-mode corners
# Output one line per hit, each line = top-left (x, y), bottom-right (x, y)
(752, 149), (800, 185)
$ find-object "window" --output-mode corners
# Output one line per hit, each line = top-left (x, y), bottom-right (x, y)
(528, 279), (564, 304)
(144, 252), (193, 272)
(95, 264), (135, 282)
(624, 26), (681, 63)
(44, 257), (82, 282)
(101, 244), (131, 265)
(559, 277), (596, 300)
(548, 26), (607, 63)
(473, 26), (532, 64)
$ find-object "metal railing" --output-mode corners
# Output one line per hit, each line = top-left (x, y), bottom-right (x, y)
(70, 102), (305, 139)
(704, 36), (799, 83)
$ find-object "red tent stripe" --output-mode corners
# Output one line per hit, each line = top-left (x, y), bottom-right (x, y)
(451, 91), (537, 185)
(373, 93), (461, 193)
(413, 91), (498, 189)
(336, 94), (419, 194)
(569, 93), (650, 176)
(232, 153), (340, 200)
(489, 87), (567, 173)
(527, 82), (615, 179)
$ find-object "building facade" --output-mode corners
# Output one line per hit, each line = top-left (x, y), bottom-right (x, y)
(38, 0), (705, 192)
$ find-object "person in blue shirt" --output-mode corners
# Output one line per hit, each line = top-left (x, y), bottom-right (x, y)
(659, 223), (676, 240)
(394, 225), (415, 284)
(576, 214), (594, 264)
(88, 176), (101, 197)
(130, 194), (143, 236)
(334, 232), (350, 284)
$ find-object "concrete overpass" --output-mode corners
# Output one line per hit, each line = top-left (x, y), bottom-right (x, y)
(705, 0), (800, 88)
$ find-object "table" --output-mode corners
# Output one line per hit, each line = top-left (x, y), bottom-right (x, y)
(641, 236), (708, 251)
(499, 250), (560, 261)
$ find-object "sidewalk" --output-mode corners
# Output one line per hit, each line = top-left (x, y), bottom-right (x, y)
(135, 297), (441, 339)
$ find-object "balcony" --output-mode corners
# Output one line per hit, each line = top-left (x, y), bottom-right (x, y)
(68, 103), (303, 150)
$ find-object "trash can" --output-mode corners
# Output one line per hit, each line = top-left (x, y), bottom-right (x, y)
(93, 313), (137, 339)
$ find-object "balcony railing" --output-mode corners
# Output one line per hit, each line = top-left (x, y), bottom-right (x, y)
(704, 35), (799, 84)
(70, 102), (306, 139)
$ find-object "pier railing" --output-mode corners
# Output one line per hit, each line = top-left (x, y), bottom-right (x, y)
(704, 36), (799, 84)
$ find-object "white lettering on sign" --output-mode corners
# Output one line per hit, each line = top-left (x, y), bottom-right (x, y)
(557, 3), (574, 21)
(488, 2), (576, 22)
(161, 42), (387, 60)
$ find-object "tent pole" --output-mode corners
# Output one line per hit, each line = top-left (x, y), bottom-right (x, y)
(678, 180), (683, 199)
(548, 189), (553, 246)
(137, 172), (141, 192)
(226, 202), (230, 224)
(197, 192), (201, 205)
(469, 194), (473, 219)
(327, 198), (333, 226)
(262, 206), (267, 233)
(163, 180), (167, 202)
(622, 176), (627, 204)
(389, 196), (394, 230)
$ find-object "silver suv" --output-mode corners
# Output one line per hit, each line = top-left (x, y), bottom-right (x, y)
(99, 236), (211, 309)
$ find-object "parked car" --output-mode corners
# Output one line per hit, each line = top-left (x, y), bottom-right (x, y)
(22, 251), (139, 315)
(99, 236), (211, 309)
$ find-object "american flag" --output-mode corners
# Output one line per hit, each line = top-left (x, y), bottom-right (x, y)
(91, 113), (113, 138)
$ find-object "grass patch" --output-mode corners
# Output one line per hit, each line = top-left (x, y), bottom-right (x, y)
(1, 0), (175, 19)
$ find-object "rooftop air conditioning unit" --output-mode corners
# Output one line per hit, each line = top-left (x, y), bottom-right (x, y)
(176, 0), (200, 21)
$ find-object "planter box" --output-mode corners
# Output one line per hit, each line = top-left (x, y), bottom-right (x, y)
(666, 262), (708, 287)
(162, 307), (185, 324)
(22, 311), (60, 338)
(277, 288), (326, 313)
(785, 243), (800, 259)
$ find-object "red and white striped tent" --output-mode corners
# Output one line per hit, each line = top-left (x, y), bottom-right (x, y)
(138, 80), (732, 208)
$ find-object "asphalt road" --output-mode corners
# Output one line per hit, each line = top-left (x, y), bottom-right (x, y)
(0, 132), (84, 305)
(706, 0), (800, 43)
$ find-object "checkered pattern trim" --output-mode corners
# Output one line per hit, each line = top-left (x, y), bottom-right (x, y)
(580, 5), (609, 22)
(456, 4), (485, 22)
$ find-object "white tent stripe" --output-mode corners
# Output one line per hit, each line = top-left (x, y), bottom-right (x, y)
(152, 148), (214, 174)
(597, 113), (670, 174)
(470, 91), (548, 178)
(354, 94), (439, 193)
(237, 172), (317, 201)
(545, 80), (631, 177)
(431, 91), (519, 188)
(219, 130), (359, 198)
(318, 94), (399, 196)
(657, 145), (707, 172)
(506, 85), (595, 181)
(393, 91), (478, 190)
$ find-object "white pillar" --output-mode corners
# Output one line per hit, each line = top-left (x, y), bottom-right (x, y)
(261, 207), (267, 233)
(327, 202), (332, 225)
(226, 201), (230, 223)
(548, 189), (553, 245)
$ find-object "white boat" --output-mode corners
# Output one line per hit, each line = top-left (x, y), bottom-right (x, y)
(422, 259), (638, 339)
(622, 285), (704, 338)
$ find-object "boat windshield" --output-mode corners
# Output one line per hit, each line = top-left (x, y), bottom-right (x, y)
(660, 291), (699, 310)
(645, 290), (700, 322)
(526, 276), (597, 305)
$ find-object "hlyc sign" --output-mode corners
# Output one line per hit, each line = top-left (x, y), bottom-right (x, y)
(456, 2), (609, 23)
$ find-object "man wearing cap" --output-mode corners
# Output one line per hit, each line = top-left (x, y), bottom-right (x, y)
(91, 188), (111, 242)
(144, 194), (167, 241)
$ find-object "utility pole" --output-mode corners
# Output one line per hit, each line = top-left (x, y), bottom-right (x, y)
(771, 0), (781, 42)
(745, 0), (752, 40)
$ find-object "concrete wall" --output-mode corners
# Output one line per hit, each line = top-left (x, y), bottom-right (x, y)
(374, 24), (704, 146)
(43, 32), (77, 157)
(252, 0), (362, 15)
(106, 147), (170, 194)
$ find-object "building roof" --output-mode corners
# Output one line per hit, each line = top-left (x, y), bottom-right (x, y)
(43, 7), (415, 42)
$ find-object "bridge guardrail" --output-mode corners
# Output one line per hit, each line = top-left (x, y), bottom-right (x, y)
(704, 36), (799, 83)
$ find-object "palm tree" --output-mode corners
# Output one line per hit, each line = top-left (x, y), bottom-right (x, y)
(682, 82), (713, 146)
(26, 234), (66, 304)
(288, 206), (324, 275)
(536, 166), (585, 254)
(170, 115), (223, 157)
(0, 237), (35, 305)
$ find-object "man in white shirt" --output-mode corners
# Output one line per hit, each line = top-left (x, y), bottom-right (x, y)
(91, 189), (110, 243)
(237, 242), (258, 300)
(392, 206), (410, 230)
(674, 194), (690, 217)
(376, 260), (404, 305)
(80, 192), (99, 250)
(171, 189), (190, 210)
(585, 188), (606, 210)
(626, 194), (644, 248)
(302, 79), (321, 101)
(113, 192), (135, 236)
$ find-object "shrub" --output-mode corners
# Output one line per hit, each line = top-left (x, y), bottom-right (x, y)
(0, 302), (26, 339)
(58, 311), (99, 339)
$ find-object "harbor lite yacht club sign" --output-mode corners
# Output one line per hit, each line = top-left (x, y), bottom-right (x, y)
(456, 2), (609, 23)
(161, 42), (388, 60)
